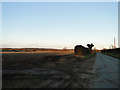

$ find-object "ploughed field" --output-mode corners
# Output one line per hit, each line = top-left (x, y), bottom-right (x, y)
(2, 50), (96, 88)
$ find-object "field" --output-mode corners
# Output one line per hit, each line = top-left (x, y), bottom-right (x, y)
(2, 50), (96, 88)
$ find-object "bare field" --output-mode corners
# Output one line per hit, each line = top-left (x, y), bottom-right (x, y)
(2, 51), (96, 88)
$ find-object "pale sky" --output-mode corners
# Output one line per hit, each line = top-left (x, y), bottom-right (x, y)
(1, 2), (118, 49)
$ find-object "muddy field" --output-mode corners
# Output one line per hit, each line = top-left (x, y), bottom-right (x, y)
(2, 51), (96, 88)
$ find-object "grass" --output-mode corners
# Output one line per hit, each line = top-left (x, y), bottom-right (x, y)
(2, 51), (96, 70)
(2, 51), (74, 70)
(74, 52), (96, 60)
(102, 52), (120, 60)
(2, 51), (96, 88)
(41, 52), (96, 72)
(83, 53), (96, 59)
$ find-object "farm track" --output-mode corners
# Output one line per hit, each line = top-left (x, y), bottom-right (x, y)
(89, 52), (119, 88)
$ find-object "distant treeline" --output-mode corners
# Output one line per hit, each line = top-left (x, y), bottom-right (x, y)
(101, 48), (120, 53)
(1, 48), (73, 52)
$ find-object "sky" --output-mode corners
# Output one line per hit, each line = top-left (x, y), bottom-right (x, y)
(1, 2), (118, 49)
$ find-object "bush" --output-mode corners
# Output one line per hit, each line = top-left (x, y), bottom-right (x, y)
(74, 45), (91, 56)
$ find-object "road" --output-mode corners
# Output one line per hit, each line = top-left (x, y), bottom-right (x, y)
(90, 52), (119, 88)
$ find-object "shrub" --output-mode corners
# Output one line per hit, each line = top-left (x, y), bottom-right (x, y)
(74, 45), (91, 56)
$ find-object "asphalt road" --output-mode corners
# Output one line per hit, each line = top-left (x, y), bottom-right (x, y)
(90, 52), (119, 88)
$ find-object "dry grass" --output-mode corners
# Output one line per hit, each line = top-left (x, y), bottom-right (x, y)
(2, 50), (96, 88)
(102, 52), (120, 60)
(2, 50), (74, 70)
(1, 50), (74, 54)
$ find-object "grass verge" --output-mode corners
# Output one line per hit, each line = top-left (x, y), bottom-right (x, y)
(102, 52), (120, 60)
(77, 52), (96, 60)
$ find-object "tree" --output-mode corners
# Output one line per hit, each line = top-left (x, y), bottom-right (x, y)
(74, 45), (91, 56)
(87, 43), (94, 50)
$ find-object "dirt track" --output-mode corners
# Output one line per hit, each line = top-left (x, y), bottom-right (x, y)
(90, 52), (119, 88)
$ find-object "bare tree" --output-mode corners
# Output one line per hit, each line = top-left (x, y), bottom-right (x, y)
(87, 43), (94, 50)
